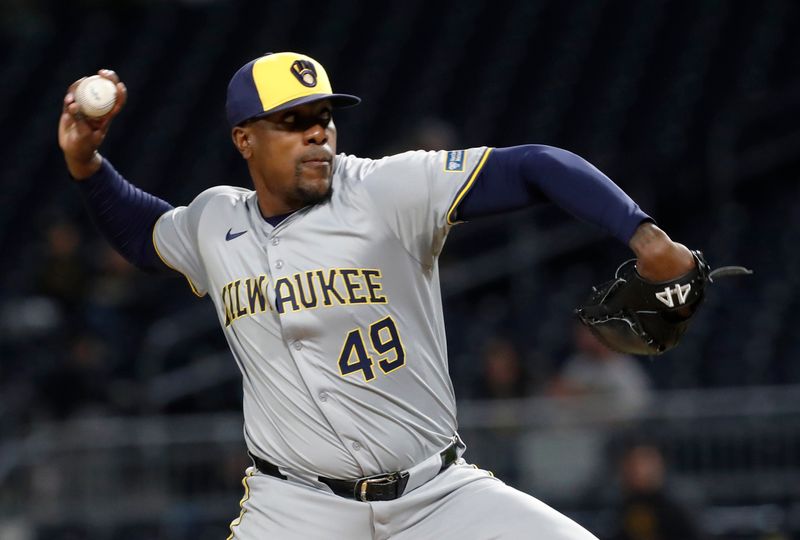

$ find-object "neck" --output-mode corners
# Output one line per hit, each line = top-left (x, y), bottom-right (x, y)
(250, 169), (300, 218)
(257, 192), (298, 218)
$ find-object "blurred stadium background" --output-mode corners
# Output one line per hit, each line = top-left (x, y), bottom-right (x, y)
(1, 0), (799, 538)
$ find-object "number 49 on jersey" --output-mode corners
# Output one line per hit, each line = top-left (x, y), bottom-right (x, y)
(338, 316), (405, 382)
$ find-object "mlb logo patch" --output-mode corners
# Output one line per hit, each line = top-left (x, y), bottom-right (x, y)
(444, 150), (465, 172)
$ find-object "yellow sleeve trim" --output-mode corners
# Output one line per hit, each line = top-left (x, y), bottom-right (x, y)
(445, 147), (493, 226)
(152, 214), (206, 298)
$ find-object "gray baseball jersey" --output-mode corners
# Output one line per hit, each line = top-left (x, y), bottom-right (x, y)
(153, 147), (492, 479)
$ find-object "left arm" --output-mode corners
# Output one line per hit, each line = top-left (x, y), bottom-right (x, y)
(457, 145), (694, 280)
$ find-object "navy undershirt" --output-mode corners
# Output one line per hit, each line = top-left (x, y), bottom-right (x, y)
(458, 145), (650, 243)
(76, 159), (172, 273)
(264, 211), (294, 227)
(76, 146), (650, 272)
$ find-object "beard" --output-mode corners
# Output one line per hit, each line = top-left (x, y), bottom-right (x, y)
(294, 181), (333, 207)
(290, 165), (334, 208)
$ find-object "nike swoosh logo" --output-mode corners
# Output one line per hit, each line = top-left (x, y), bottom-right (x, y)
(226, 228), (248, 241)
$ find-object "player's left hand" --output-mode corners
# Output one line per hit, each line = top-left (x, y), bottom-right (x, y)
(575, 222), (753, 355)
(628, 222), (695, 282)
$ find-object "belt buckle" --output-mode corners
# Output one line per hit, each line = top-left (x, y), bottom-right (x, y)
(357, 472), (398, 502)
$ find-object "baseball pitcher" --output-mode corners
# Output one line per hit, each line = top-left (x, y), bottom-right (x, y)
(59, 52), (701, 539)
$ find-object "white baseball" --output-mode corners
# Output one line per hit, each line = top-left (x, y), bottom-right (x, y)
(75, 75), (117, 118)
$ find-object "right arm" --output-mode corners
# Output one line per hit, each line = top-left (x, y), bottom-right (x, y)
(58, 70), (173, 273)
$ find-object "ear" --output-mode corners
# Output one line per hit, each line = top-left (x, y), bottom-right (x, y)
(231, 126), (252, 159)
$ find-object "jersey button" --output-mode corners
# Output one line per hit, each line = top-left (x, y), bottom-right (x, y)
(319, 392), (328, 402)
(271, 238), (280, 246)
(351, 441), (361, 451)
(275, 260), (284, 269)
(293, 341), (303, 350)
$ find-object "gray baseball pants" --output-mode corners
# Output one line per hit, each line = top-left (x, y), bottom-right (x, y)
(226, 460), (598, 540)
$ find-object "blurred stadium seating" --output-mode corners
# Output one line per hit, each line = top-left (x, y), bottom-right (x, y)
(1, 0), (799, 538)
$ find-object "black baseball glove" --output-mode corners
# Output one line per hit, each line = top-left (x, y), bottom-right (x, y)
(575, 251), (752, 355)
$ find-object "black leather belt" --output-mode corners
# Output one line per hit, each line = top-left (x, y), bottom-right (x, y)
(250, 441), (459, 502)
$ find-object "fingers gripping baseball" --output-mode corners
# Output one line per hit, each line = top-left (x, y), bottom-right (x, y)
(59, 69), (127, 180)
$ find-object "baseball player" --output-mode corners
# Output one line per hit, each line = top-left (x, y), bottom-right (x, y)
(58, 52), (694, 539)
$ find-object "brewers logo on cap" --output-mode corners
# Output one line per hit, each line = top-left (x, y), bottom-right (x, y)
(291, 60), (317, 87)
(225, 52), (360, 127)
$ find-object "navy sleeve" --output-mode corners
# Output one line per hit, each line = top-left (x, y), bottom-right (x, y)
(456, 145), (652, 244)
(75, 159), (174, 273)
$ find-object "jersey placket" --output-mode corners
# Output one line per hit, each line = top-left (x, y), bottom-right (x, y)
(263, 211), (373, 474)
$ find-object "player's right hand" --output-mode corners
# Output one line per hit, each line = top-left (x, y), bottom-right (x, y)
(59, 69), (127, 180)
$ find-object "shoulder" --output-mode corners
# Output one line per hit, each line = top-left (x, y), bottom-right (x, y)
(334, 150), (439, 181)
(159, 185), (253, 228)
(186, 185), (253, 215)
(190, 185), (252, 206)
(333, 153), (375, 181)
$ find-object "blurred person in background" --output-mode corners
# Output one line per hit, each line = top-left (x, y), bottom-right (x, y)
(548, 322), (652, 416)
(36, 332), (114, 420)
(525, 325), (653, 499)
(468, 336), (533, 486)
(34, 218), (90, 316)
(84, 244), (147, 364)
(471, 336), (533, 400)
(608, 443), (703, 540)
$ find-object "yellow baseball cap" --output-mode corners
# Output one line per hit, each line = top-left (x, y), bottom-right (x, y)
(226, 52), (360, 128)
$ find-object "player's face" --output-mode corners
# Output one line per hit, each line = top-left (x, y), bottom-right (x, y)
(240, 100), (338, 214)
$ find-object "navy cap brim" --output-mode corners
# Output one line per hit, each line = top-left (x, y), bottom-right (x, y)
(240, 93), (361, 125)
